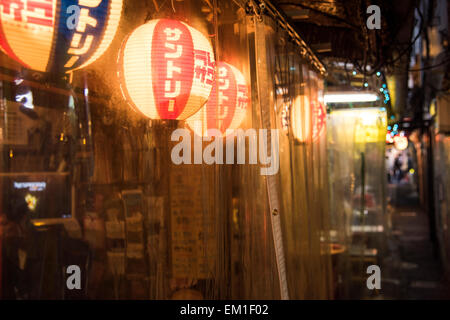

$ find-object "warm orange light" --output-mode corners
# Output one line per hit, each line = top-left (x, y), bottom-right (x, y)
(292, 95), (326, 143)
(0, 0), (123, 73)
(291, 94), (311, 143)
(25, 193), (37, 211)
(394, 135), (408, 151)
(312, 101), (326, 141)
(386, 133), (394, 144)
(119, 19), (215, 120)
(186, 62), (248, 137)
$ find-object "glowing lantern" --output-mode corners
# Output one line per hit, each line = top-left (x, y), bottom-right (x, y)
(312, 101), (326, 141)
(186, 62), (248, 137)
(394, 135), (408, 151)
(386, 132), (394, 144)
(291, 94), (311, 143)
(292, 96), (326, 143)
(119, 19), (215, 120)
(0, 0), (123, 73)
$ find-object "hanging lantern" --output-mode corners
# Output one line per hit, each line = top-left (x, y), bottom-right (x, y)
(311, 100), (326, 141)
(119, 19), (215, 120)
(291, 94), (311, 143)
(292, 97), (326, 143)
(186, 61), (248, 137)
(386, 132), (394, 144)
(394, 135), (408, 151)
(0, 0), (123, 73)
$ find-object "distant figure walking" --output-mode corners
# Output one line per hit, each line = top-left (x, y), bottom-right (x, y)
(394, 156), (403, 182)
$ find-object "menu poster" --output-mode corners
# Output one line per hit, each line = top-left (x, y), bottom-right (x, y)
(104, 199), (125, 246)
(169, 165), (216, 280)
(146, 196), (165, 231)
(107, 251), (125, 276)
(104, 198), (126, 277)
(121, 190), (147, 277)
(146, 196), (165, 268)
(83, 211), (106, 251)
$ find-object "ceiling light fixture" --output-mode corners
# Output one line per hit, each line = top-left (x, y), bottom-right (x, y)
(324, 92), (379, 104)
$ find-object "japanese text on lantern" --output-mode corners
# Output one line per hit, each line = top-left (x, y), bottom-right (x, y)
(65, 0), (104, 68)
(237, 84), (248, 109)
(313, 102), (326, 140)
(163, 27), (183, 111)
(217, 66), (230, 123)
(163, 27), (214, 111)
(193, 48), (214, 86)
(1, 0), (53, 27)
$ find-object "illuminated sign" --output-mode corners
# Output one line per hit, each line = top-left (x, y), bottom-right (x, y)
(187, 61), (248, 137)
(119, 19), (215, 120)
(14, 181), (46, 191)
(0, 0), (123, 73)
(330, 108), (387, 144)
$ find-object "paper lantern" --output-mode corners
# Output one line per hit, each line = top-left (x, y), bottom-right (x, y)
(394, 135), (408, 151)
(311, 100), (326, 141)
(119, 19), (215, 120)
(386, 132), (394, 144)
(291, 94), (311, 143)
(292, 96), (326, 143)
(0, 0), (123, 73)
(186, 61), (248, 137)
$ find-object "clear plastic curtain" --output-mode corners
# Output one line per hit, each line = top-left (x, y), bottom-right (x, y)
(0, 0), (335, 300)
(327, 108), (387, 298)
(255, 15), (333, 299)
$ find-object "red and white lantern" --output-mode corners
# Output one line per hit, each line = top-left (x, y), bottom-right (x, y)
(292, 96), (326, 143)
(187, 61), (248, 137)
(394, 135), (408, 151)
(311, 100), (326, 141)
(0, 0), (123, 73)
(291, 94), (310, 143)
(119, 19), (215, 120)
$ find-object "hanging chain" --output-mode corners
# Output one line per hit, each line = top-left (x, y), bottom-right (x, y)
(246, 0), (265, 22)
(247, 0), (326, 76)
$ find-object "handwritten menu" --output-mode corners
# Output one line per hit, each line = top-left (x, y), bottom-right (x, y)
(170, 164), (216, 279)
(121, 190), (147, 277)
